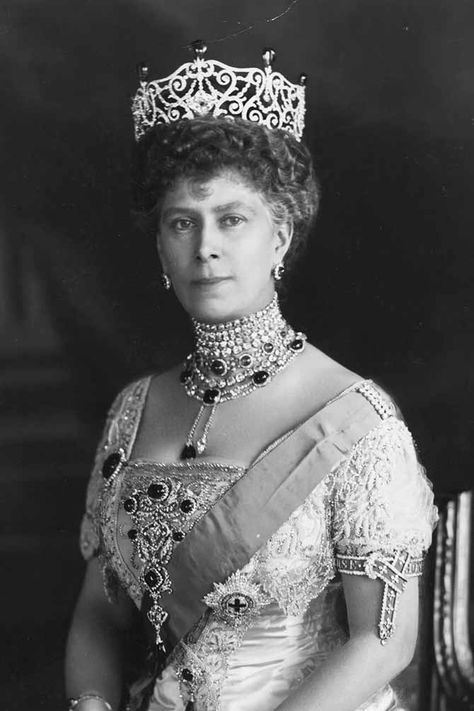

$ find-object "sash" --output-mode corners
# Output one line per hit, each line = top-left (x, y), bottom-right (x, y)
(162, 388), (388, 645)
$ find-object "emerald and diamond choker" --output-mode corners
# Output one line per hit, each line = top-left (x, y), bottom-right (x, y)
(179, 295), (306, 459)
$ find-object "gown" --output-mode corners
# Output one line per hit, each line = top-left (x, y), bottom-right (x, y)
(79, 376), (438, 711)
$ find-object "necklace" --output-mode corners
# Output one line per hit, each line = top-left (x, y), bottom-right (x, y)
(179, 294), (306, 459)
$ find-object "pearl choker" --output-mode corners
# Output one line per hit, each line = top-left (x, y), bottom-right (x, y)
(179, 295), (306, 459)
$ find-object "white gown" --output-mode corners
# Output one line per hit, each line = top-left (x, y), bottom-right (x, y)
(80, 378), (437, 711)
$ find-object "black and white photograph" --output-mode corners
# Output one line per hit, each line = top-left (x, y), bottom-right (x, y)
(1, 1), (473, 710)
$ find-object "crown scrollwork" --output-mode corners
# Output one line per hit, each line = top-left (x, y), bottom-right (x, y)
(132, 43), (306, 142)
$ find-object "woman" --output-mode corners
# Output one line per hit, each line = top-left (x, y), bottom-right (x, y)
(66, 45), (437, 711)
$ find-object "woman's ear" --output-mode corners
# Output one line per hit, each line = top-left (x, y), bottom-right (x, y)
(274, 220), (294, 262)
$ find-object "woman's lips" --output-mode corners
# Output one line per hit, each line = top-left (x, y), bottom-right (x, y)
(192, 276), (232, 286)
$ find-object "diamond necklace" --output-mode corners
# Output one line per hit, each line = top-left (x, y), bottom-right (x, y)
(179, 294), (306, 459)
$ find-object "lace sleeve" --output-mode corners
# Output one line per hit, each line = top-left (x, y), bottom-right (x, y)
(78, 382), (138, 561)
(330, 416), (438, 643)
(331, 417), (437, 559)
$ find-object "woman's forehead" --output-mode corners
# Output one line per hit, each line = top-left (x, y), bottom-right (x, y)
(162, 170), (264, 211)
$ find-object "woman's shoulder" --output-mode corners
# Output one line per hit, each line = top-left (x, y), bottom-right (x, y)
(143, 363), (185, 407)
(330, 414), (437, 556)
(110, 365), (182, 411)
(104, 374), (152, 419)
(295, 343), (363, 406)
(301, 343), (402, 413)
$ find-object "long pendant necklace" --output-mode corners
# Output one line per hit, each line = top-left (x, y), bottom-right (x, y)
(179, 294), (306, 460)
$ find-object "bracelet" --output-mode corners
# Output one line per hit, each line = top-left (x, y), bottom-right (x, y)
(68, 694), (113, 711)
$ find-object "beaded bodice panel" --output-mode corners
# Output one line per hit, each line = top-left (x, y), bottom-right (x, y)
(80, 377), (436, 619)
(102, 460), (245, 609)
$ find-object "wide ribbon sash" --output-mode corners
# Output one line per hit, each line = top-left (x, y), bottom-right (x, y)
(162, 388), (386, 645)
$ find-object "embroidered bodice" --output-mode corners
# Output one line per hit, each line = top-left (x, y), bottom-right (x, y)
(79, 376), (437, 711)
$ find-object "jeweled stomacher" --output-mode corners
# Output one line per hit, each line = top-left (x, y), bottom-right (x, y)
(132, 40), (306, 141)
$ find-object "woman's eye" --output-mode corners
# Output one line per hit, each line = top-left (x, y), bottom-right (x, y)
(172, 218), (195, 232)
(221, 215), (245, 227)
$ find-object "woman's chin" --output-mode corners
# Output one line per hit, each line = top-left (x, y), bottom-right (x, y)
(182, 296), (249, 324)
(178, 286), (276, 324)
(187, 302), (241, 324)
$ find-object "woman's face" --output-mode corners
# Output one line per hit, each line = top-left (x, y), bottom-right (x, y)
(157, 170), (292, 323)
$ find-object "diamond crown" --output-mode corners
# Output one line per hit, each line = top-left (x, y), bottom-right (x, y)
(132, 40), (307, 142)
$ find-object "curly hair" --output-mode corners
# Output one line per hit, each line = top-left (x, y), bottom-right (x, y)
(131, 117), (320, 272)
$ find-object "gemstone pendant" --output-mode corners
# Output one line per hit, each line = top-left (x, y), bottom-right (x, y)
(203, 388), (221, 405)
(196, 437), (207, 455)
(182, 668), (194, 682)
(181, 443), (197, 460)
(144, 568), (162, 588)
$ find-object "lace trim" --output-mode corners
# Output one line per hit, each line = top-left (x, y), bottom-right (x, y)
(79, 378), (150, 562)
(252, 479), (335, 616)
(171, 564), (271, 710)
(330, 417), (436, 558)
(100, 459), (143, 606)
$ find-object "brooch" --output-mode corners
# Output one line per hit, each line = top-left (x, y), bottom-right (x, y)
(203, 570), (270, 627)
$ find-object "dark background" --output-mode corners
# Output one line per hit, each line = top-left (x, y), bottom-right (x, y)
(1, 0), (473, 708)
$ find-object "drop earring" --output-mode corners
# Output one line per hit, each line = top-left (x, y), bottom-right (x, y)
(272, 263), (285, 281)
(161, 272), (171, 290)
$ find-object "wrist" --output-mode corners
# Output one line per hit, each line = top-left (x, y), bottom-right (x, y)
(68, 694), (113, 711)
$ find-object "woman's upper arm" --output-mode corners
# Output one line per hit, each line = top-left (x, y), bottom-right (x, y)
(341, 571), (419, 666)
(75, 557), (136, 633)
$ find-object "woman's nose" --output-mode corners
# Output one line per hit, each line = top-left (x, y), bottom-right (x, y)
(195, 222), (221, 261)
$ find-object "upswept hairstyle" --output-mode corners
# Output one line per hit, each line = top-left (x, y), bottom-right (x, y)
(131, 116), (320, 272)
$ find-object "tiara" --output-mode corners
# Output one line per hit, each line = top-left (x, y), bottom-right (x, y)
(132, 41), (306, 142)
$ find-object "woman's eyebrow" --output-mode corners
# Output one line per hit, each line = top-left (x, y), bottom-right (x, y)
(213, 201), (256, 214)
(161, 206), (200, 219)
(161, 201), (257, 220)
